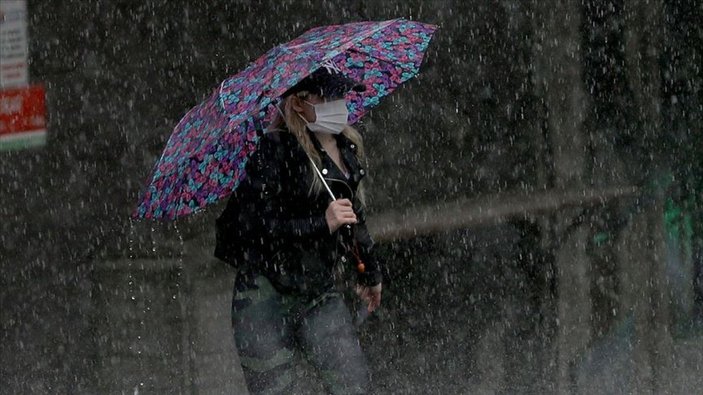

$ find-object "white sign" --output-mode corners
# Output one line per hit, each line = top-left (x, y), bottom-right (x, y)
(0, 0), (29, 88)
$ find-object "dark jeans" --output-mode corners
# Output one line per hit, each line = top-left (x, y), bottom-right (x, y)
(232, 274), (369, 394)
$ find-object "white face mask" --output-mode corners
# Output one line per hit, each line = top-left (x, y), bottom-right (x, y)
(301, 99), (349, 135)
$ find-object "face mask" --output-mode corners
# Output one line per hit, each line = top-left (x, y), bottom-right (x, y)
(301, 99), (349, 135)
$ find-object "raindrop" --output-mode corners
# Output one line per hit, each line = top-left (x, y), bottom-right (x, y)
(150, 226), (157, 253)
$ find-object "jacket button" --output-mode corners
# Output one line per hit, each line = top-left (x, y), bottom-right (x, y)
(345, 224), (352, 229)
(322, 168), (328, 175)
(341, 256), (347, 263)
(359, 169), (365, 175)
(350, 144), (356, 149)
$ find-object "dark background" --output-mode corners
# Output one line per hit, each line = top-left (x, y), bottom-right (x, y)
(1, 0), (701, 393)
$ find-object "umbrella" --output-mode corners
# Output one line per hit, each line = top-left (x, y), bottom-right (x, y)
(134, 18), (437, 220)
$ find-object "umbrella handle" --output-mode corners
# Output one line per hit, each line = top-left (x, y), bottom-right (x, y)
(308, 157), (336, 201)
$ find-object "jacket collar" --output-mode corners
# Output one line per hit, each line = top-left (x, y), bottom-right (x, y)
(307, 131), (366, 189)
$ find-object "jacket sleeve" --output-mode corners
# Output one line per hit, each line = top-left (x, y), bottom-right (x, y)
(354, 202), (383, 286)
(238, 134), (330, 241)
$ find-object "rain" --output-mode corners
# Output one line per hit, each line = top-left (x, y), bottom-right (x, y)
(1, 0), (701, 393)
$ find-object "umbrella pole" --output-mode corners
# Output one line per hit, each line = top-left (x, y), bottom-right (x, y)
(309, 157), (336, 201)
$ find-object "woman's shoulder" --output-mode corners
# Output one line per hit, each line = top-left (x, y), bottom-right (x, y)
(247, 130), (308, 190)
(253, 129), (304, 164)
(259, 129), (298, 151)
(259, 129), (297, 146)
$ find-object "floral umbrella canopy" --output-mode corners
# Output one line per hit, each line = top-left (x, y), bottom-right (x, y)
(135, 18), (437, 220)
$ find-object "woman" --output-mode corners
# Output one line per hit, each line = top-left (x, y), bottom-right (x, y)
(215, 63), (383, 394)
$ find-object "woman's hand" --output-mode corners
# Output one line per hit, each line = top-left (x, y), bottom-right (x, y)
(325, 199), (357, 233)
(356, 283), (382, 313)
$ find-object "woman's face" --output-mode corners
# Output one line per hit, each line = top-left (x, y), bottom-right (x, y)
(292, 93), (325, 123)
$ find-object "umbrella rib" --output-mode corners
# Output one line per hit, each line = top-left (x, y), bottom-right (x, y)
(345, 47), (406, 70)
(218, 80), (228, 111)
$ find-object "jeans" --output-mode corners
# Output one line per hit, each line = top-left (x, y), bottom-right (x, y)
(232, 274), (370, 394)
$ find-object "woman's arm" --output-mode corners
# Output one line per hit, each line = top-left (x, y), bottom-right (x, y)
(353, 203), (383, 287)
(353, 202), (383, 312)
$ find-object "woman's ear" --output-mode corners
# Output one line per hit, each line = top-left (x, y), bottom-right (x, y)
(290, 96), (305, 113)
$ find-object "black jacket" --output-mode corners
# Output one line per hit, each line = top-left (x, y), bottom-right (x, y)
(214, 129), (382, 293)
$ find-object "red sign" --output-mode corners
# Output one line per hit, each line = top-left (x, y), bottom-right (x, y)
(0, 84), (45, 134)
(0, 84), (46, 150)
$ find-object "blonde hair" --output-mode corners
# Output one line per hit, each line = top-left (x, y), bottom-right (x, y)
(281, 92), (366, 205)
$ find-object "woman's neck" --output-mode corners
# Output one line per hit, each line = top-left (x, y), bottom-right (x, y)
(313, 131), (337, 147)
(313, 131), (348, 175)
